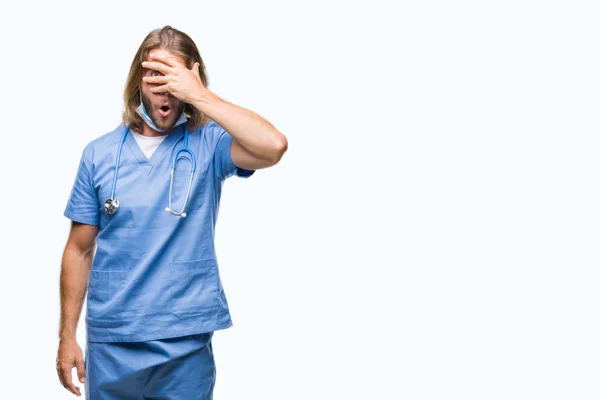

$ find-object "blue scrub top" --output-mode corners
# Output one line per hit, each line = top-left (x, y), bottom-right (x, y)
(64, 120), (254, 342)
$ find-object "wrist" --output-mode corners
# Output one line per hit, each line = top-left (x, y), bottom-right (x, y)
(59, 331), (76, 342)
(191, 89), (220, 113)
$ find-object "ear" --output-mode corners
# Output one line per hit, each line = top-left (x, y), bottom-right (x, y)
(192, 62), (199, 75)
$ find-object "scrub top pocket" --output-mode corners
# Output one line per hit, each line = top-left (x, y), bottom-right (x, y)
(86, 269), (129, 328)
(169, 258), (220, 320)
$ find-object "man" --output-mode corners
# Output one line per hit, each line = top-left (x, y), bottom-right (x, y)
(56, 25), (287, 399)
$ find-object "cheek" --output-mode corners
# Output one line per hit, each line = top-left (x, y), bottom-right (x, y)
(141, 84), (161, 98)
(170, 99), (184, 110)
(140, 82), (150, 94)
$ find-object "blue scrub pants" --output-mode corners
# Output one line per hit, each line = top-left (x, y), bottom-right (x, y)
(84, 332), (216, 399)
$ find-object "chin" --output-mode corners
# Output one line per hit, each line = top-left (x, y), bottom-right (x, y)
(152, 116), (175, 131)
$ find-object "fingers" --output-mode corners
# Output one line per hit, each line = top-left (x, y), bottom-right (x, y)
(142, 75), (169, 84)
(147, 52), (180, 67)
(75, 356), (86, 384)
(141, 60), (172, 75)
(56, 360), (82, 396)
(150, 84), (170, 94)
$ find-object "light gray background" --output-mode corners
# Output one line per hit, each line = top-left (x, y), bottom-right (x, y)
(0, 1), (598, 399)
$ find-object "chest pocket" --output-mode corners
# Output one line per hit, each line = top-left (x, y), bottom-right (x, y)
(171, 158), (210, 211)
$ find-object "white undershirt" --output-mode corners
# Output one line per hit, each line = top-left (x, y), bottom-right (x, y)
(131, 130), (168, 159)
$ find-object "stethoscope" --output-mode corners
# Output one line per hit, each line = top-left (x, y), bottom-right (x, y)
(104, 126), (197, 218)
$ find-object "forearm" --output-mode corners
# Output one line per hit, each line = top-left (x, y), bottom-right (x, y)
(59, 246), (93, 341)
(191, 90), (287, 162)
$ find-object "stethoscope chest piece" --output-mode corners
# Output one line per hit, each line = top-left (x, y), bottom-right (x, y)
(104, 198), (119, 214)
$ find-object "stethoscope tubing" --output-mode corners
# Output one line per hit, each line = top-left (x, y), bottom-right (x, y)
(110, 128), (129, 201)
(166, 143), (196, 217)
(107, 126), (196, 218)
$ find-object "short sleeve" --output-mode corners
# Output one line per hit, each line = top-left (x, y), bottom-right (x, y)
(214, 129), (256, 180)
(64, 145), (100, 226)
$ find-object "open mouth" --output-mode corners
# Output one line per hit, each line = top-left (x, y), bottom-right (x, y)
(158, 105), (172, 117)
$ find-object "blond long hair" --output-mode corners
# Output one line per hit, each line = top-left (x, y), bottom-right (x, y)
(122, 25), (210, 133)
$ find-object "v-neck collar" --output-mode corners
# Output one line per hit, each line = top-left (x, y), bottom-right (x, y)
(125, 124), (186, 174)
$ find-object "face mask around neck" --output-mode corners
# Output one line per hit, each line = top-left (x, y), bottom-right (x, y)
(135, 91), (187, 132)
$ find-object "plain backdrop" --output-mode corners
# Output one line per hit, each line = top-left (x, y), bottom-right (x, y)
(1, 1), (599, 399)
